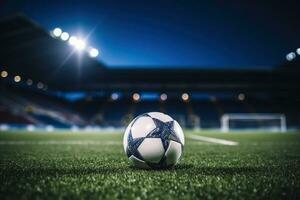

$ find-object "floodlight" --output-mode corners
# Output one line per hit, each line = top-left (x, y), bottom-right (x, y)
(181, 93), (189, 101)
(53, 28), (62, 37)
(26, 79), (33, 86)
(296, 48), (300, 55)
(0, 124), (9, 131)
(89, 48), (99, 57)
(133, 93), (140, 101)
(160, 93), (167, 101)
(68, 36), (78, 46)
(26, 125), (35, 132)
(37, 82), (44, 89)
(14, 75), (21, 82)
(238, 93), (245, 101)
(71, 125), (79, 132)
(74, 39), (86, 50)
(286, 52), (296, 61)
(46, 125), (54, 132)
(1, 70), (8, 78)
(111, 93), (119, 100)
(61, 32), (70, 41)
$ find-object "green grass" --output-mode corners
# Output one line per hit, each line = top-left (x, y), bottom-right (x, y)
(0, 131), (300, 199)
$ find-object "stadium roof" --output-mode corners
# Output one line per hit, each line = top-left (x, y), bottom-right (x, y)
(0, 14), (299, 92)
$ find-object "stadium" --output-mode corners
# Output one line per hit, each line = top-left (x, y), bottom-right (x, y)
(1, 1), (300, 199)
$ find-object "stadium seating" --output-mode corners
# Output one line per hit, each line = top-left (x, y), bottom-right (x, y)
(0, 85), (299, 130)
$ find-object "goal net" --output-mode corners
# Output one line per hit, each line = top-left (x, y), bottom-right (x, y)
(220, 113), (287, 132)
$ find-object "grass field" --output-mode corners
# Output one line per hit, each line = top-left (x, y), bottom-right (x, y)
(0, 131), (300, 199)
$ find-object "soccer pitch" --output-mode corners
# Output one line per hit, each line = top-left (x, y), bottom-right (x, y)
(0, 131), (300, 199)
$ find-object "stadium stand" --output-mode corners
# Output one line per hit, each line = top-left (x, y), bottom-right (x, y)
(0, 14), (299, 130)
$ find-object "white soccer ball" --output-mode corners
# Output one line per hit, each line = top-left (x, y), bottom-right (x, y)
(123, 112), (184, 169)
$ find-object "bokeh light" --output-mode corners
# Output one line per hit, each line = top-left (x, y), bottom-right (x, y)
(61, 32), (70, 41)
(37, 82), (44, 89)
(296, 48), (300, 55)
(111, 93), (119, 100)
(286, 52), (296, 61)
(160, 93), (167, 101)
(53, 27), (62, 37)
(182, 93), (189, 101)
(74, 39), (86, 50)
(26, 79), (33, 86)
(133, 93), (140, 101)
(89, 48), (99, 57)
(68, 36), (78, 46)
(238, 93), (245, 101)
(14, 75), (21, 82)
(1, 70), (8, 78)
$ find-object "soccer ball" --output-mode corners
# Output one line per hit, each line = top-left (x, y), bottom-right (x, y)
(123, 112), (184, 169)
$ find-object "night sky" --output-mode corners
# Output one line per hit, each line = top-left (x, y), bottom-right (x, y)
(1, 0), (300, 69)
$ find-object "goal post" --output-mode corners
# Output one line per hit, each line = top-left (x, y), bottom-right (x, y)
(220, 113), (287, 133)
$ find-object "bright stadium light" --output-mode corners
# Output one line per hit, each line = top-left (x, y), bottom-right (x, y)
(37, 82), (44, 89)
(286, 52), (296, 61)
(297, 48), (300, 55)
(68, 36), (78, 46)
(53, 27), (62, 37)
(133, 93), (140, 102)
(89, 48), (99, 57)
(181, 93), (189, 101)
(71, 125), (79, 132)
(61, 32), (70, 41)
(0, 124), (9, 131)
(26, 125), (35, 132)
(46, 125), (54, 132)
(160, 93), (167, 101)
(14, 75), (21, 83)
(74, 39), (86, 50)
(238, 93), (245, 101)
(111, 93), (119, 101)
(1, 70), (8, 78)
(26, 79), (33, 86)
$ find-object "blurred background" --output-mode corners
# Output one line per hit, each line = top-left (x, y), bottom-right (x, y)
(0, 0), (299, 132)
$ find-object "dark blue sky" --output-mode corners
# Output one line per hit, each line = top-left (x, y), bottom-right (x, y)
(1, 0), (300, 69)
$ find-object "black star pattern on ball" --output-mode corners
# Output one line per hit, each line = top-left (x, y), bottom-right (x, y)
(146, 118), (182, 151)
(126, 131), (144, 160)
